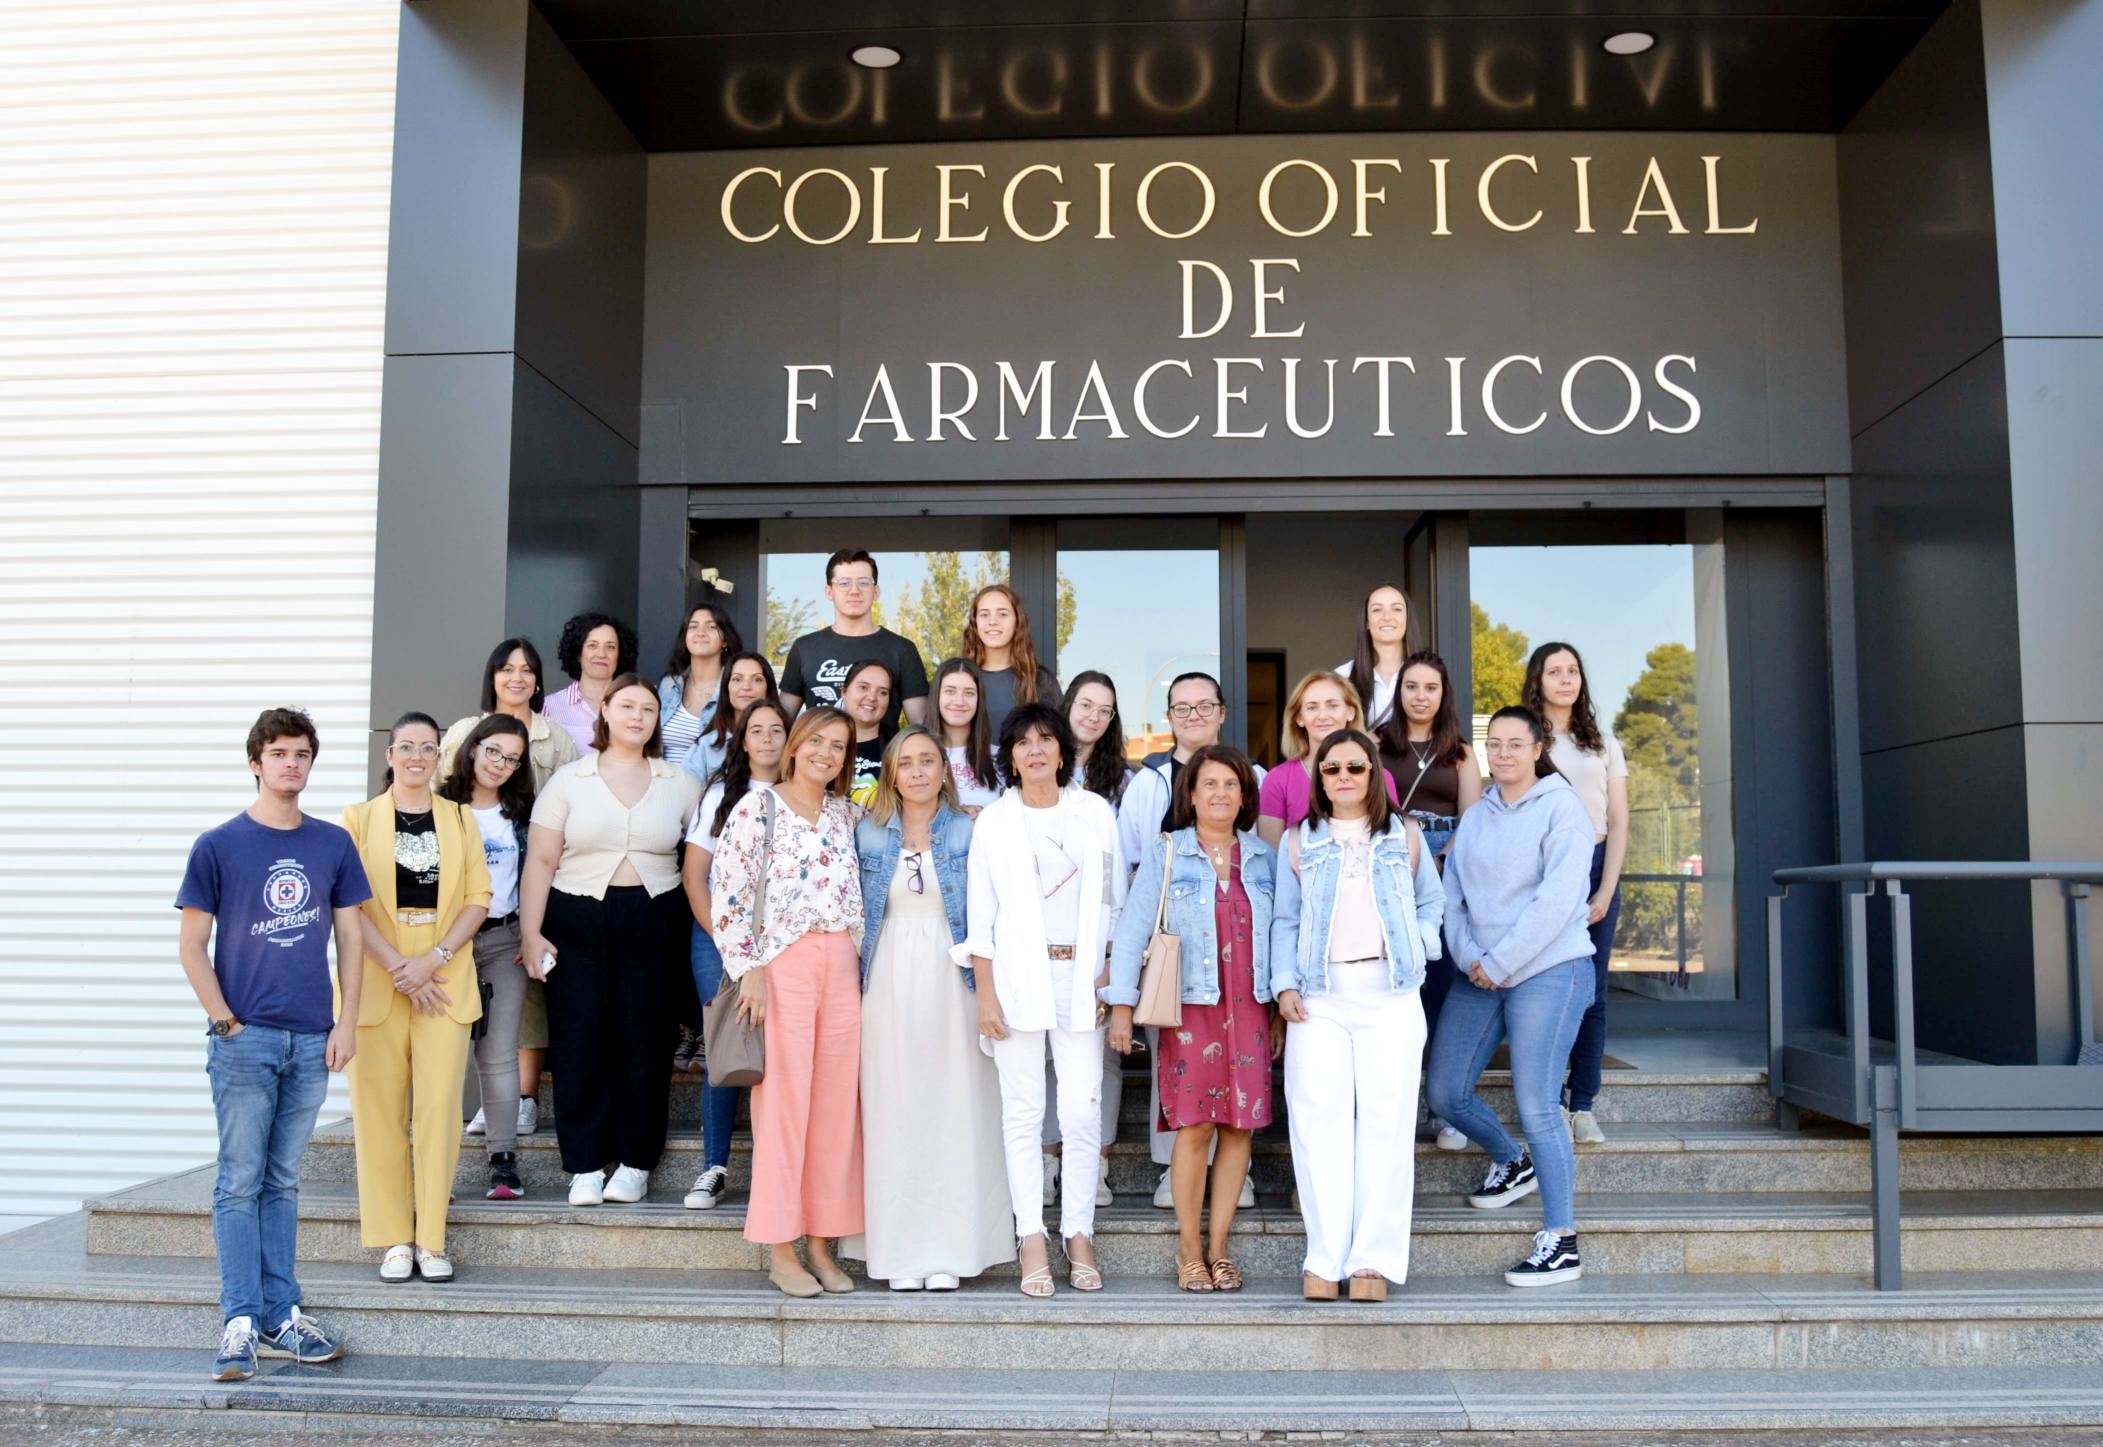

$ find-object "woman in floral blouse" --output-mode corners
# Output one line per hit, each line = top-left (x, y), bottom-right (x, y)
(710, 705), (865, 1298)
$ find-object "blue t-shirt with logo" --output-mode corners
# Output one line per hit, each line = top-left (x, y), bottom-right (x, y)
(175, 813), (373, 1033)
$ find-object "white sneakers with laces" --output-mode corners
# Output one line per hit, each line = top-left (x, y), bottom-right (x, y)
(603, 1164), (649, 1203)
(465, 1107), (486, 1136)
(1566, 1108), (1607, 1144)
(516, 1096), (540, 1136)
(684, 1165), (729, 1210)
(568, 1170), (606, 1207)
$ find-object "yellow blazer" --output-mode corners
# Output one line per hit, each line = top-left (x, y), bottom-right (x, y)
(341, 794), (492, 1028)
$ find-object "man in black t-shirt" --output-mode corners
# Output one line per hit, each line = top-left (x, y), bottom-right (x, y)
(778, 549), (929, 731)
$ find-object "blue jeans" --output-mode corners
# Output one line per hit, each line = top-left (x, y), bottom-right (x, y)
(1563, 842), (1623, 1113)
(1424, 957), (1594, 1232)
(689, 925), (741, 1171)
(206, 1024), (328, 1327)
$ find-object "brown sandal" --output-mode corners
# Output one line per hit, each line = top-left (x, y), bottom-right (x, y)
(1348, 1270), (1389, 1302)
(1209, 1258), (1244, 1292)
(1302, 1272), (1339, 1300)
(1177, 1256), (1216, 1292)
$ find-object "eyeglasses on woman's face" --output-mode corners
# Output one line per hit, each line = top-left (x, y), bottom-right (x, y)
(1167, 700), (1221, 723)
(389, 742), (441, 760)
(477, 744), (524, 771)
(1318, 758), (1371, 777)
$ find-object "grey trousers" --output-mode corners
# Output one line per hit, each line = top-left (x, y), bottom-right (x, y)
(470, 920), (527, 1153)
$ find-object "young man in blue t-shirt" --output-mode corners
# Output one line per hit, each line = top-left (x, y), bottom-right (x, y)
(175, 707), (371, 1382)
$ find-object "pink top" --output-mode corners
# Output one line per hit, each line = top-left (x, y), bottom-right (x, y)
(543, 682), (599, 754)
(1257, 759), (1401, 829)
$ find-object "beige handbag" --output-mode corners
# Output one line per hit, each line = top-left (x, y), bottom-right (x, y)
(1132, 833), (1184, 1029)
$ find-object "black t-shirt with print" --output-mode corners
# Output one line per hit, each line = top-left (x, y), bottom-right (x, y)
(780, 626), (929, 729)
(393, 809), (441, 911)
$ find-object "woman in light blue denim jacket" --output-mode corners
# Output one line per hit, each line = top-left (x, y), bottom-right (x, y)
(1104, 745), (1276, 1292)
(1269, 728), (1444, 1302)
(849, 728), (1013, 1292)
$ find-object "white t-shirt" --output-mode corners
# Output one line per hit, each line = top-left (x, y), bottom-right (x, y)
(687, 778), (772, 855)
(1325, 815), (1384, 964)
(1336, 658), (1398, 727)
(947, 744), (1003, 811)
(1549, 729), (1628, 841)
(472, 804), (521, 918)
(1021, 796), (1088, 1028)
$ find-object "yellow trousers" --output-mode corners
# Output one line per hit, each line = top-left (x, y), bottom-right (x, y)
(347, 921), (473, 1251)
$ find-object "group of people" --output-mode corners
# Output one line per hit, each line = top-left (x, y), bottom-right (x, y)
(178, 547), (1631, 1380)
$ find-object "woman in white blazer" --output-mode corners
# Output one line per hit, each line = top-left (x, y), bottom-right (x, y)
(958, 702), (1126, 1298)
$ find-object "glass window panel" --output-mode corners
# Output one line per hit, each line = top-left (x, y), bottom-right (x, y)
(1056, 528), (1220, 764)
(760, 549), (1012, 688)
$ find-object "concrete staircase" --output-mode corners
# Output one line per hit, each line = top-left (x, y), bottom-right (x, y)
(7, 1034), (2103, 1434)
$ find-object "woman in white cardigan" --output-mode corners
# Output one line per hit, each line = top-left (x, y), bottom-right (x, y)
(959, 702), (1125, 1298)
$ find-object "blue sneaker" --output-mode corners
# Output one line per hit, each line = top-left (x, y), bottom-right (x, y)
(212, 1315), (258, 1381)
(257, 1306), (343, 1363)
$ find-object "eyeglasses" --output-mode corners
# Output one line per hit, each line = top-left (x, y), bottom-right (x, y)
(477, 746), (524, 770)
(1483, 740), (1535, 755)
(904, 850), (926, 895)
(389, 743), (441, 760)
(1167, 701), (1221, 722)
(831, 577), (876, 592)
(1318, 759), (1372, 776)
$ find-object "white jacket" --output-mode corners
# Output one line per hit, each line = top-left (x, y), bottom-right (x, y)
(954, 789), (1125, 1035)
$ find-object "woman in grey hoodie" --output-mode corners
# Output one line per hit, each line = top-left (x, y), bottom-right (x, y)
(1425, 706), (1597, 1287)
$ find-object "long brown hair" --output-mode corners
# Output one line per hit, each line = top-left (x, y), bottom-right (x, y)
(779, 706), (855, 797)
(1375, 650), (1468, 768)
(961, 583), (1046, 706)
(1307, 728), (1396, 837)
(931, 657), (997, 794)
(1349, 583), (1412, 721)
(1522, 641), (1604, 754)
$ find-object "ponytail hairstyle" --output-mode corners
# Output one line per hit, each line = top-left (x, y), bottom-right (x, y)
(438, 712), (536, 842)
(710, 698), (789, 839)
(1488, 705), (1563, 780)
(1349, 583), (1412, 722)
(1062, 670), (1132, 804)
(961, 582), (1047, 706)
(382, 711), (442, 788)
(1522, 641), (1604, 754)
(930, 657), (998, 796)
(1375, 650), (1468, 768)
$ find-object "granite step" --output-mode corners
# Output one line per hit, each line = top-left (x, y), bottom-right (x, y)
(80, 1167), (2103, 1279)
(14, 1214), (2103, 1375)
(7, 1336), (2103, 1433)
(544, 1061), (1781, 1128)
(302, 1115), (2103, 1198)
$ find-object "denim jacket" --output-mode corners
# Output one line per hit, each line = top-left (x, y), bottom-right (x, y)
(1106, 828), (1276, 1007)
(855, 804), (974, 990)
(1268, 816), (1445, 997)
(657, 674), (721, 783)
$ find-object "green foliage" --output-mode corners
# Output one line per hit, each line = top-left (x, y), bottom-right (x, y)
(1470, 601), (1529, 712)
(1612, 641), (1703, 962)
(761, 589), (815, 667)
(886, 551), (1079, 682)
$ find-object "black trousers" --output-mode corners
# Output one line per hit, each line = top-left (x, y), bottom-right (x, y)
(543, 885), (682, 1175)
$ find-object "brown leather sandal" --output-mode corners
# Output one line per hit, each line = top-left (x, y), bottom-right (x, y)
(1177, 1256), (1216, 1292)
(1302, 1272), (1339, 1300)
(1209, 1258), (1244, 1292)
(1348, 1270), (1389, 1302)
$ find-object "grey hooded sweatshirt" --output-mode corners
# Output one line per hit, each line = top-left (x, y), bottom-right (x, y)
(1442, 771), (1597, 989)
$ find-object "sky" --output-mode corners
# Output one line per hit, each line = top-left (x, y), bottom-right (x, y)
(1470, 544), (1697, 720)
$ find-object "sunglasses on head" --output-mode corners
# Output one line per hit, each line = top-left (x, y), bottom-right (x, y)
(1318, 759), (1372, 776)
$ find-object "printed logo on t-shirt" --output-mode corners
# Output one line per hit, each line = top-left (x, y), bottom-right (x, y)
(254, 858), (322, 946)
(809, 657), (850, 704)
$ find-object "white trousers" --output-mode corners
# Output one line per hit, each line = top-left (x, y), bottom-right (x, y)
(991, 1025), (1105, 1240)
(1284, 971), (1427, 1283)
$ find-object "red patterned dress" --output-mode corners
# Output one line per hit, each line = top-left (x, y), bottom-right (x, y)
(1156, 845), (1273, 1132)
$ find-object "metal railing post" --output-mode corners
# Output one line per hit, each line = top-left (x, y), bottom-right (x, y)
(2070, 882), (2097, 1064)
(1869, 1063), (1903, 1290)
(1767, 889), (1787, 1099)
(1846, 888), (1871, 1123)
(1888, 881), (1918, 1131)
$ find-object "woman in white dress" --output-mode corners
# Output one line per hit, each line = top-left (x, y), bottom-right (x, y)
(850, 727), (1013, 1290)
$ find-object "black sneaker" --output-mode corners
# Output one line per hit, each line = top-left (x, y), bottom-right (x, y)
(1505, 1229), (1582, 1286)
(1467, 1151), (1539, 1209)
(486, 1151), (524, 1201)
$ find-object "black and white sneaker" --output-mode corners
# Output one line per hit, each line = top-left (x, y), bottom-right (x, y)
(1467, 1151), (1539, 1208)
(1504, 1229), (1582, 1286)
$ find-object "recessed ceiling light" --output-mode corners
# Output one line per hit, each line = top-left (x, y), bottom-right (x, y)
(851, 45), (902, 69)
(1602, 31), (1656, 55)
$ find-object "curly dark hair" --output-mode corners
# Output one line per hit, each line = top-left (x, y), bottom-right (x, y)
(1062, 670), (1131, 804)
(997, 702), (1076, 789)
(556, 611), (636, 684)
(1522, 641), (1604, 754)
(438, 713), (536, 839)
(1167, 744), (1260, 833)
(245, 706), (318, 765)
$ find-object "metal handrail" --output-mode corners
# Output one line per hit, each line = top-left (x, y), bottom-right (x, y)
(1766, 860), (2102, 1289)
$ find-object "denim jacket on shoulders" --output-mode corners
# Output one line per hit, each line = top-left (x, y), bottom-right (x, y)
(1268, 816), (1444, 997)
(658, 674), (721, 784)
(855, 804), (974, 990)
(1106, 828), (1276, 1007)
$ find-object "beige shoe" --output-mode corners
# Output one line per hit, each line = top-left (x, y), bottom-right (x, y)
(768, 1263), (822, 1298)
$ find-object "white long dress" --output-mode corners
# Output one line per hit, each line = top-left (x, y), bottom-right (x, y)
(855, 854), (1016, 1282)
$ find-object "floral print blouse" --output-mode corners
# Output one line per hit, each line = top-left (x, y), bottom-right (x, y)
(709, 789), (863, 979)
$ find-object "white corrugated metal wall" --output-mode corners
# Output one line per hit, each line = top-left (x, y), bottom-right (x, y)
(0, 1), (399, 1228)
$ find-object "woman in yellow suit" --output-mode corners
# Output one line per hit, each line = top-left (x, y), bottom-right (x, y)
(343, 712), (490, 1283)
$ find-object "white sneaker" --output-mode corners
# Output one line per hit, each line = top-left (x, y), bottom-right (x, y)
(1040, 1152), (1060, 1206)
(465, 1107), (486, 1136)
(414, 1246), (454, 1282)
(603, 1164), (649, 1203)
(379, 1244), (413, 1283)
(516, 1096), (539, 1136)
(684, 1164), (730, 1210)
(1152, 1167), (1174, 1209)
(889, 1278), (925, 1291)
(925, 1274), (960, 1291)
(1095, 1175), (1113, 1208)
(1437, 1126), (1469, 1152)
(1238, 1176), (1256, 1209)
(568, 1170), (606, 1206)
(1567, 1108), (1607, 1145)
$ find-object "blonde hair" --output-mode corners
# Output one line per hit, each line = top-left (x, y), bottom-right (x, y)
(864, 725), (959, 825)
(778, 706), (855, 797)
(1280, 669), (1369, 761)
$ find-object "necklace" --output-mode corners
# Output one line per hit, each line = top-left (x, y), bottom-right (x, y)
(1407, 738), (1436, 772)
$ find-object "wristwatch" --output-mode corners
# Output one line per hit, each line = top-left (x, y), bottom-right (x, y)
(434, 944), (454, 965)
(209, 1017), (240, 1037)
